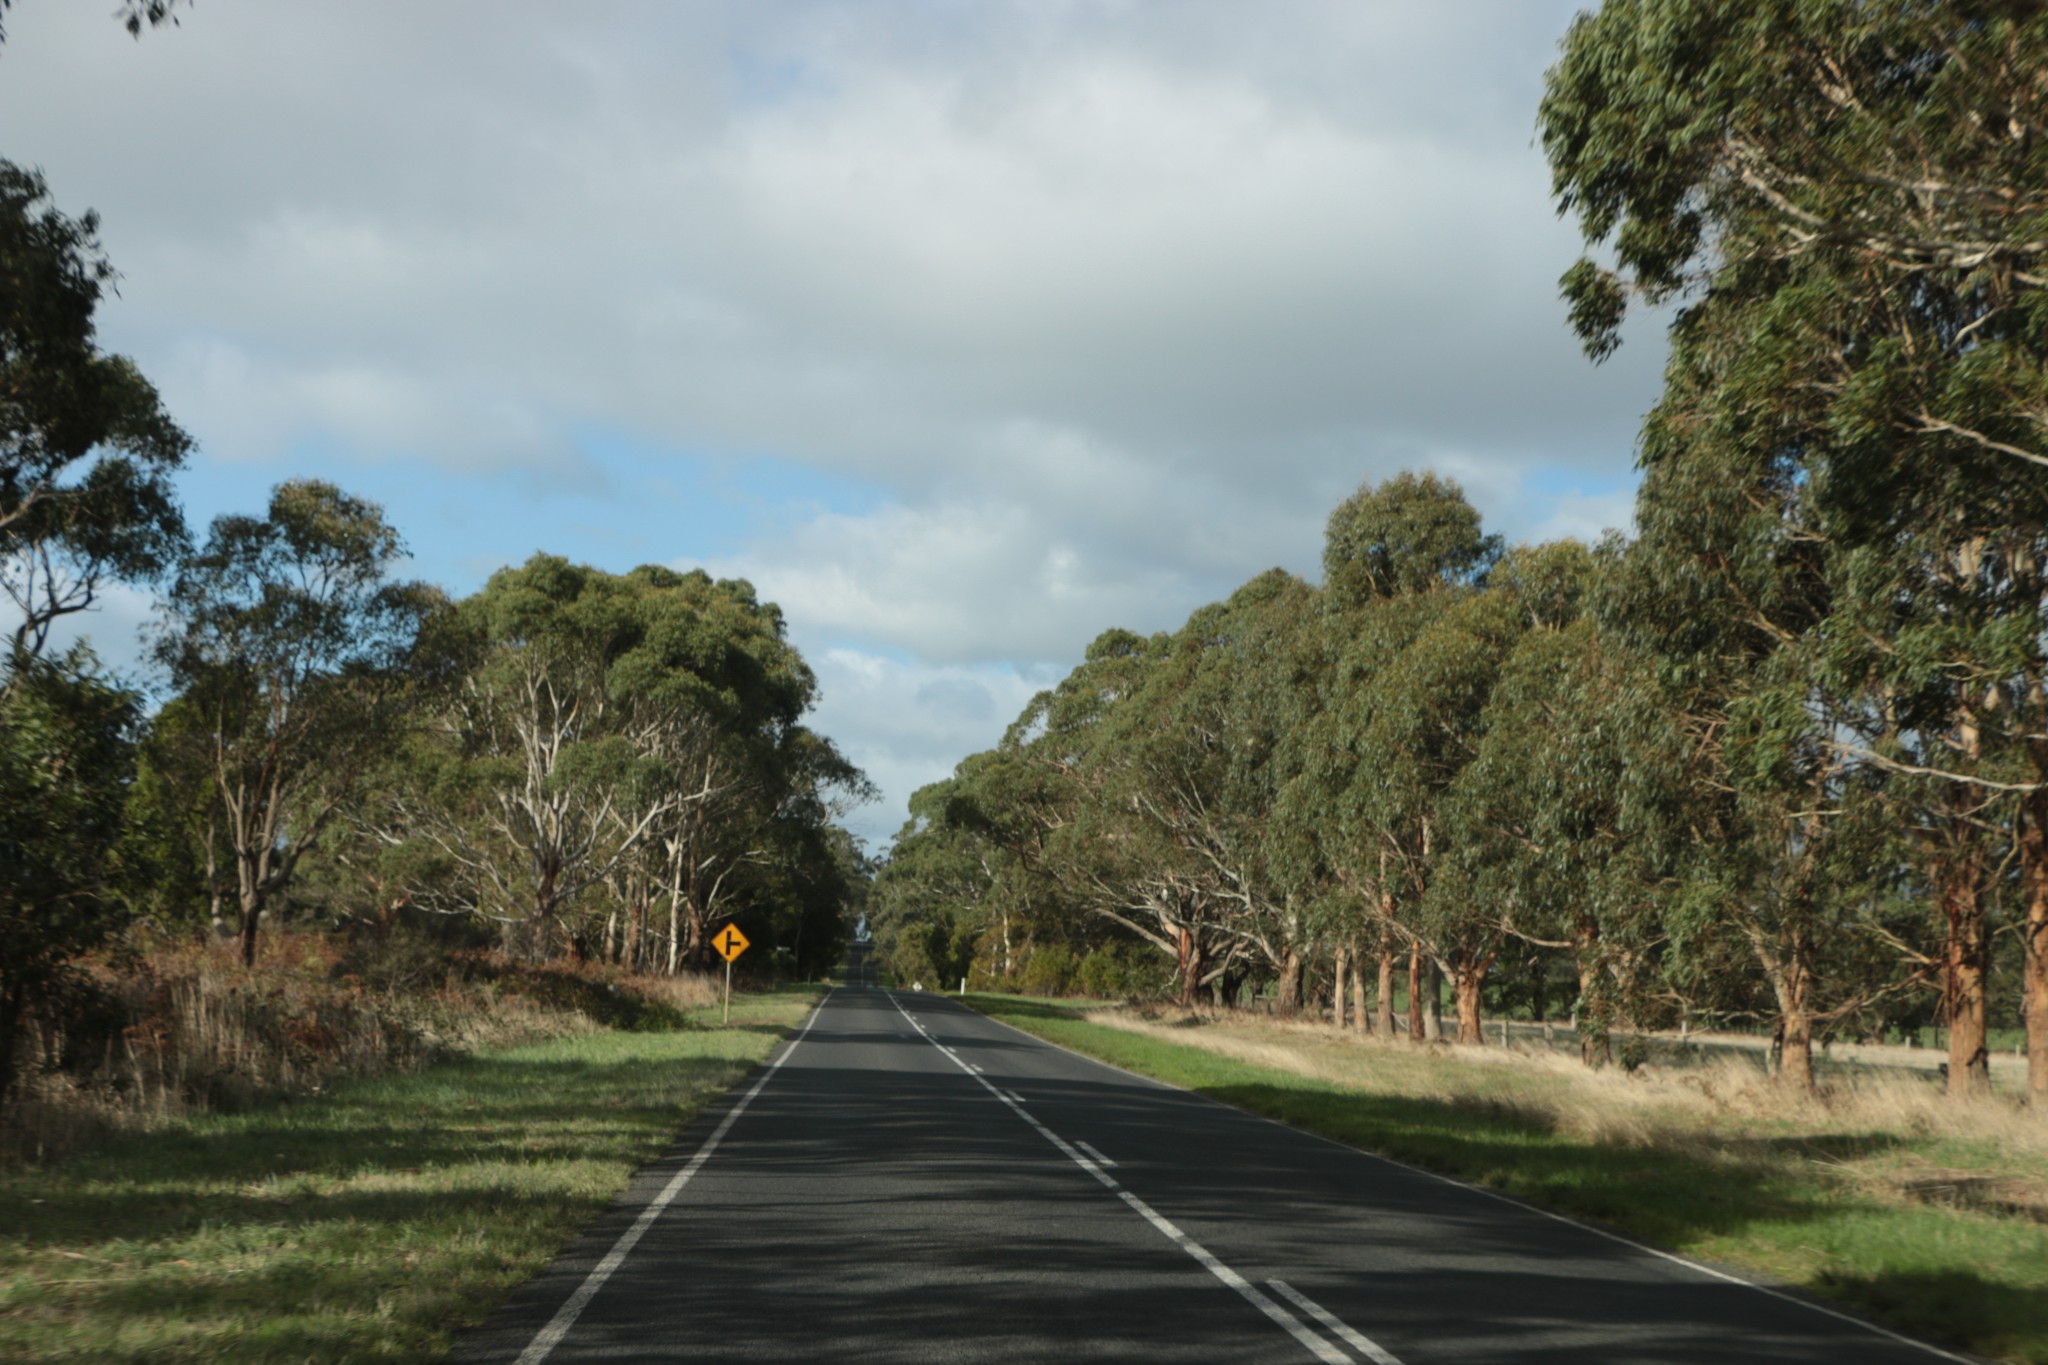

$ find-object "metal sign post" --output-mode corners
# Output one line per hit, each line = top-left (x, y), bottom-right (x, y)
(713, 924), (751, 1023)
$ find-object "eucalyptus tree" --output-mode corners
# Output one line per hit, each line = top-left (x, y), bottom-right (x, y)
(1543, 0), (2048, 1096)
(926, 623), (1254, 1004)
(1208, 571), (1331, 1010)
(602, 567), (864, 971)
(1295, 473), (1501, 1039)
(1439, 541), (1683, 1064)
(684, 722), (868, 973)
(382, 557), (855, 964)
(876, 714), (1113, 990)
(388, 557), (695, 956)
(897, 601), (1322, 1007)
(1321, 472), (1501, 610)
(872, 777), (1000, 986)
(958, 742), (1080, 979)
(1026, 627), (1251, 1005)
(1353, 586), (1527, 1044)
(0, 164), (189, 1096)
(1083, 574), (1329, 1010)
(1585, 298), (1920, 1091)
(157, 481), (440, 967)
(0, 162), (188, 673)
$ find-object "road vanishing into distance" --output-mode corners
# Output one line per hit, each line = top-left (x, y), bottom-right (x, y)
(455, 946), (1970, 1364)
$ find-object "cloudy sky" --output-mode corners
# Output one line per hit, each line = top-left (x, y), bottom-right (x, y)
(0, 1), (1666, 847)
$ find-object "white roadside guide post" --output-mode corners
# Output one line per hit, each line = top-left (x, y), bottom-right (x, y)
(712, 924), (751, 1023)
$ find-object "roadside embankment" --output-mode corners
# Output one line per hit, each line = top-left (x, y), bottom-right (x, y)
(4, 929), (724, 1165)
(0, 973), (821, 1363)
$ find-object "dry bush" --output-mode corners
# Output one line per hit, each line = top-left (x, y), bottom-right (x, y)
(1090, 1004), (2045, 1189)
(2, 928), (725, 1164)
(628, 969), (723, 1013)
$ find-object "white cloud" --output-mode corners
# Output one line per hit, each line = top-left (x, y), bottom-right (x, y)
(6, 0), (1660, 482)
(0, 0), (1667, 837)
(802, 646), (1050, 847)
(685, 495), (1186, 665)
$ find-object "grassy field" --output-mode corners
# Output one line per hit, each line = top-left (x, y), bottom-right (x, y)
(969, 994), (2048, 1365)
(0, 985), (821, 1363)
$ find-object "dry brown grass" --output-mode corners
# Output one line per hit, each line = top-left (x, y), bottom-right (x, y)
(2, 928), (727, 1164)
(619, 967), (723, 1013)
(1091, 1004), (2048, 1211)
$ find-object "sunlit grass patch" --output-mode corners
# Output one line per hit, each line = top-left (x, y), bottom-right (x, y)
(0, 985), (820, 1364)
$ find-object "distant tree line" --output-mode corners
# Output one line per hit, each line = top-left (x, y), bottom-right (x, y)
(0, 161), (870, 1109)
(876, 0), (2048, 1107)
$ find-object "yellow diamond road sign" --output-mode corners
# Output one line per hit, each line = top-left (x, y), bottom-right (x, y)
(712, 924), (750, 963)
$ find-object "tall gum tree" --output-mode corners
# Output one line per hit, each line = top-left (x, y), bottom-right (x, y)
(1107, 574), (1325, 1012)
(1277, 598), (1436, 1035)
(380, 557), (858, 964)
(1307, 473), (1501, 1041)
(601, 567), (865, 970)
(1543, 0), (2048, 1098)
(1360, 587), (1527, 1045)
(158, 481), (438, 968)
(966, 625), (1259, 1005)
(1039, 628), (1244, 1006)
(1439, 541), (1683, 1066)
(0, 162), (187, 1103)
(1592, 301), (1912, 1092)
(1, 162), (188, 671)
(1209, 573), (1331, 1014)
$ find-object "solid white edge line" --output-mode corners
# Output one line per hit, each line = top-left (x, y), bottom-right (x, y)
(1269, 1280), (1405, 1365)
(512, 989), (834, 1365)
(885, 991), (1352, 1365)
(942, 996), (1984, 1365)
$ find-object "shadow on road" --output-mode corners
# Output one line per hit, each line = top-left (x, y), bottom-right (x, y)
(452, 988), (2007, 1364)
(939, 998), (2040, 1360)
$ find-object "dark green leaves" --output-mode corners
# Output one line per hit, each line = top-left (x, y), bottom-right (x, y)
(0, 162), (190, 664)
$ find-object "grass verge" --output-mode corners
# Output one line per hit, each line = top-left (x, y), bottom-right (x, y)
(967, 994), (2048, 1365)
(0, 984), (820, 1363)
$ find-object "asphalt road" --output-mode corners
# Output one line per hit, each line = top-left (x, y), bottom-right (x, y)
(454, 962), (1972, 1364)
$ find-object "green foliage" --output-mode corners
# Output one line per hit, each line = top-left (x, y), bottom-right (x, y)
(1018, 945), (1079, 996)
(1544, 0), (2048, 1091)
(0, 161), (189, 665)
(1322, 471), (1500, 610)
(1072, 943), (1168, 999)
(0, 160), (193, 1107)
(371, 555), (868, 972)
(155, 481), (441, 967)
(0, 652), (140, 1103)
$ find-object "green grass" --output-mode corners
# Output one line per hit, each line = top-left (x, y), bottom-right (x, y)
(968, 994), (2048, 1364)
(0, 985), (821, 1363)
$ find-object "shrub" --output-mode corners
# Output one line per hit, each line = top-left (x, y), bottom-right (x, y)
(3, 928), (725, 1164)
(1018, 945), (1079, 996)
(1073, 943), (1166, 999)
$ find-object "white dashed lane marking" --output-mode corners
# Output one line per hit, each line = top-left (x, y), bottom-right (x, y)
(886, 991), (1356, 1365)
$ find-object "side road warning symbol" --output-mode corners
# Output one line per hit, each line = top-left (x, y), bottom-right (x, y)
(713, 924), (750, 963)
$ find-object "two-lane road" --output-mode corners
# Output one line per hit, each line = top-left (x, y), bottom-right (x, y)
(455, 984), (1970, 1363)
